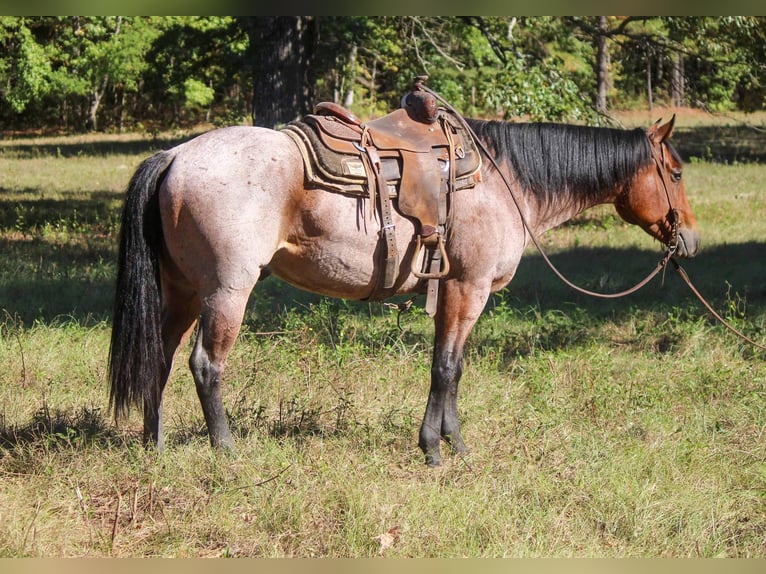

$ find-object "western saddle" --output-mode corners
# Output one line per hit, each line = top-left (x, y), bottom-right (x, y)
(282, 77), (481, 315)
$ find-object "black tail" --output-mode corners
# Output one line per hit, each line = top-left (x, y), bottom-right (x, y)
(109, 150), (176, 420)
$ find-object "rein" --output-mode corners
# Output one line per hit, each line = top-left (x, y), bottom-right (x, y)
(421, 83), (676, 299)
(670, 259), (766, 352)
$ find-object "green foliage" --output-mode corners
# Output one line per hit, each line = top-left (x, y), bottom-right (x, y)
(143, 16), (247, 126)
(3, 16), (766, 133)
(180, 78), (215, 109)
(0, 18), (51, 113)
(482, 55), (595, 121)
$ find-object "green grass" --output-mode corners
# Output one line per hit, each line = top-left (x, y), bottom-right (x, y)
(0, 124), (765, 557)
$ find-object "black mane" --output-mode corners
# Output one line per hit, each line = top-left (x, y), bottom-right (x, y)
(465, 119), (653, 205)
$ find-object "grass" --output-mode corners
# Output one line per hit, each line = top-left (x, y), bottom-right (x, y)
(0, 119), (765, 557)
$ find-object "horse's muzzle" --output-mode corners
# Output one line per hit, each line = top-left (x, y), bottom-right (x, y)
(674, 227), (701, 258)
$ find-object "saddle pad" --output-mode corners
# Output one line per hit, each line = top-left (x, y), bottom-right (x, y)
(284, 120), (402, 195)
(283, 110), (482, 197)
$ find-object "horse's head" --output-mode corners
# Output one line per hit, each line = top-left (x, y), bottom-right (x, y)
(614, 116), (700, 258)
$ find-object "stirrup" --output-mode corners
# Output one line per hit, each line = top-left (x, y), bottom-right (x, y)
(411, 233), (450, 280)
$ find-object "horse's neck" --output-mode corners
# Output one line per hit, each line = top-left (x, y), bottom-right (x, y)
(527, 184), (620, 236)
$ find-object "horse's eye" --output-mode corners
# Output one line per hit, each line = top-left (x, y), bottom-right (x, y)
(670, 169), (682, 183)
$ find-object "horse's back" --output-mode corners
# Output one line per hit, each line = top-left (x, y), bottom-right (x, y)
(164, 126), (302, 205)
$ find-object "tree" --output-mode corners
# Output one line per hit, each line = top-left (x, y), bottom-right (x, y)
(242, 16), (317, 128)
(595, 16), (610, 113)
(143, 17), (248, 127)
(4, 16), (766, 134)
(0, 17), (51, 116)
(456, 17), (597, 121)
(19, 17), (161, 132)
(665, 16), (766, 112)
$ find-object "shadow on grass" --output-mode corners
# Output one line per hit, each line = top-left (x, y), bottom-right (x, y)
(2, 237), (765, 333)
(673, 125), (766, 163)
(0, 132), (199, 160)
(0, 400), (359, 455)
(1, 191), (121, 324)
(0, 192), (122, 231)
(2, 244), (763, 454)
(0, 232), (116, 325)
(256, 242), (766, 324)
(0, 404), (127, 459)
(503, 241), (766, 319)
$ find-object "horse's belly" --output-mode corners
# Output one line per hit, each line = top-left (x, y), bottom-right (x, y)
(269, 242), (369, 296)
(268, 223), (423, 300)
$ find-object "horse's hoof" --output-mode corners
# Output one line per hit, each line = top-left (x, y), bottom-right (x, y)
(448, 440), (468, 455)
(424, 452), (442, 467)
(210, 434), (236, 453)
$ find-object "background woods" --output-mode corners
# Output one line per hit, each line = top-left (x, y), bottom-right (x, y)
(2, 16), (766, 133)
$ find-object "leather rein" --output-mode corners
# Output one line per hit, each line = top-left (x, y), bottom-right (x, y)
(421, 84), (766, 352)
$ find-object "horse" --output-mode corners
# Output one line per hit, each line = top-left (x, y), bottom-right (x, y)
(108, 113), (700, 466)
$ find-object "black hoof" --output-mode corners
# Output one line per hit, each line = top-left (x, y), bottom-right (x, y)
(423, 451), (442, 466)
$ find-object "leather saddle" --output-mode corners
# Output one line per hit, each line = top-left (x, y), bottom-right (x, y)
(283, 78), (481, 307)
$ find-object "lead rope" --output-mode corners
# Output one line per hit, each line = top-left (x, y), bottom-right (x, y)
(421, 83), (675, 299)
(670, 260), (766, 352)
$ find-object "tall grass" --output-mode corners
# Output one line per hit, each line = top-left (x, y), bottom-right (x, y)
(0, 121), (764, 556)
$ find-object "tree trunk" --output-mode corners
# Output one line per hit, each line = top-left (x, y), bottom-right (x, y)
(244, 16), (317, 128)
(87, 76), (108, 131)
(343, 44), (357, 108)
(87, 95), (99, 131)
(671, 53), (684, 107)
(646, 48), (653, 111)
(370, 57), (378, 106)
(595, 16), (609, 114)
(118, 88), (125, 133)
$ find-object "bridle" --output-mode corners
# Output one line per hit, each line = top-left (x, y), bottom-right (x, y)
(648, 138), (681, 258)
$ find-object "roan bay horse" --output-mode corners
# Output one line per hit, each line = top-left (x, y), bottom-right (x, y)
(109, 113), (700, 466)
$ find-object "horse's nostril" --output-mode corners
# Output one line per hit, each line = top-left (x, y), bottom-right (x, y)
(678, 228), (701, 258)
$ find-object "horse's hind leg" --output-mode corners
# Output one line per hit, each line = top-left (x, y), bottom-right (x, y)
(144, 277), (201, 451)
(189, 287), (251, 449)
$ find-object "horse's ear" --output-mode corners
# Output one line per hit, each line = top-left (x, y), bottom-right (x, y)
(648, 114), (676, 144)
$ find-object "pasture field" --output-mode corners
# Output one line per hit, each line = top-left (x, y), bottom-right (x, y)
(1, 113), (765, 557)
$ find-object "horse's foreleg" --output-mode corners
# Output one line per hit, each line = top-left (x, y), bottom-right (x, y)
(190, 288), (250, 450)
(419, 280), (490, 466)
(419, 347), (466, 466)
